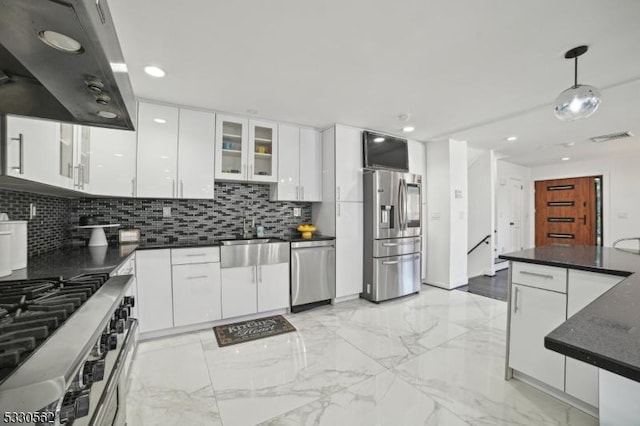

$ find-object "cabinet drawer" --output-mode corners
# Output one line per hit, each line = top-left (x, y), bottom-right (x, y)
(171, 247), (219, 264)
(512, 262), (566, 293)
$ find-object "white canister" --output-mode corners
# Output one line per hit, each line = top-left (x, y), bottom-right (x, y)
(0, 221), (28, 270)
(0, 231), (12, 277)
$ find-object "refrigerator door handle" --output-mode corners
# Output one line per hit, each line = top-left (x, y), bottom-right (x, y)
(397, 178), (404, 230)
(402, 179), (409, 231)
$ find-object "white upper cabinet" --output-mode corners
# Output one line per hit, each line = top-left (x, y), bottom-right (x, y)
(88, 126), (137, 197)
(215, 114), (248, 181)
(335, 124), (363, 202)
(136, 102), (180, 198)
(272, 125), (322, 202)
(215, 116), (278, 183)
(249, 120), (278, 183)
(274, 124), (300, 200)
(408, 139), (426, 180)
(299, 128), (322, 201)
(5, 115), (61, 186)
(178, 109), (216, 199)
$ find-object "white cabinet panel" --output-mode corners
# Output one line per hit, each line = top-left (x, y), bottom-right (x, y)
(257, 263), (289, 312)
(408, 140), (426, 180)
(215, 115), (248, 181)
(249, 120), (277, 183)
(299, 128), (322, 201)
(6, 115), (60, 185)
(221, 266), (257, 318)
(136, 102), (179, 198)
(89, 126), (137, 197)
(136, 249), (173, 333)
(509, 283), (566, 391)
(275, 124), (300, 200)
(335, 125), (363, 202)
(512, 262), (567, 293)
(336, 201), (363, 298)
(565, 270), (625, 407)
(178, 109), (215, 199)
(172, 262), (222, 327)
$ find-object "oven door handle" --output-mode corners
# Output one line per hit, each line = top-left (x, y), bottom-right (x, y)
(92, 319), (138, 426)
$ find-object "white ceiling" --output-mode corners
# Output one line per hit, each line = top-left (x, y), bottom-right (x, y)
(108, 0), (640, 167)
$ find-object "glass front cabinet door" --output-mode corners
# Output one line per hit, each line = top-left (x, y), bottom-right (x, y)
(248, 121), (277, 183)
(215, 115), (248, 181)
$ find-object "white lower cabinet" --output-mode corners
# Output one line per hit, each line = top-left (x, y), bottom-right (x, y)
(135, 250), (173, 334)
(565, 270), (625, 408)
(172, 262), (222, 327)
(509, 283), (567, 391)
(257, 263), (289, 312)
(221, 266), (257, 319)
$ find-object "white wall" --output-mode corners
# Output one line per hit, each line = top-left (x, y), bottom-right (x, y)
(496, 160), (532, 255)
(426, 139), (468, 289)
(468, 150), (496, 277)
(531, 151), (640, 247)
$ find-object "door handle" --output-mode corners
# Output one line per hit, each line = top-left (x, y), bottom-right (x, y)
(186, 253), (207, 257)
(296, 185), (299, 201)
(381, 241), (417, 247)
(382, 255), (420, 265)
(180, 180), (184, 198)
(581, 215), (587, 225)
(337, 203), (341, 217)
(301, 186), (304, 200)
(74, 165), (80, 188)
(514, 287), (519, 313)
(187, 275), (208, 280)
(131, 178), (136, 197)
(258, 266), (262, 283)
(336, 186), (341, 201)
(172, 179), (175, 197)
(10, 134), (24, 174)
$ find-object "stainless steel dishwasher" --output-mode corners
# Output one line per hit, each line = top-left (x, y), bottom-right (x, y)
(291, 239), (336, 312)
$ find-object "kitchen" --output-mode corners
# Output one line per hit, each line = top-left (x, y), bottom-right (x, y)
(1, 1), (640, 425)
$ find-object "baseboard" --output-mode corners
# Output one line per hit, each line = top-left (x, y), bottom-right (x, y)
(424, 282), (468, 291)
(332, 294), (360, 304)
(495, 261), (509, 271)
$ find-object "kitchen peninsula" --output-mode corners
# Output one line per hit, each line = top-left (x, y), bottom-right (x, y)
(500, 245), (640, 424)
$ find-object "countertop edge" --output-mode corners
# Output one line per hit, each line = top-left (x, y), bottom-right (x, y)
(498, 254), (631, 277)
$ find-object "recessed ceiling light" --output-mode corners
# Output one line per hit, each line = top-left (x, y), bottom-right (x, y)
(402, 126), (415, 133)
(38, 30), (83, 53)
(506, 136), (518, 142)
(160, 155), (169, 159)
(246, 109), (259, 115)
(97, 111), (118, 119)
(563, 142), (576, 148)
(154, 118), (166, 124)
(113, 153), (124, 157)
(110, 62), (128, 73)
(561, 157), (570, 161)
(144, 65), (166, 78)
(373, 137), (385, 143)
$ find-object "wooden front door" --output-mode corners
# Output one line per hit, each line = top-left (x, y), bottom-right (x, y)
(535, 176), (601, 247)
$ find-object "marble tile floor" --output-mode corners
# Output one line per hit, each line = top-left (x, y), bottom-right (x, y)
(127, 285), (597, 426)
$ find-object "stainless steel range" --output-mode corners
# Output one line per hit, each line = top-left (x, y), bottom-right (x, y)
(0, 273), (137, 425)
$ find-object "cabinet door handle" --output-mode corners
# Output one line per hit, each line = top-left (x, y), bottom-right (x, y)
(301, 186), (304, 201)
(10, 134), (24, 174)
(80, 164), (85, 189)
(519, 271), (554, 280)
(187, 275), (208, 280)
(337, 203), (341, 217)
(513, 287), (520, 313)
(131, 178), (135, 197)
(336, 186), (341, 201)
(295, 185), (299, 201)
(172, 179), (175, 197)
(258, 266), (262, 283)
(74, 165), (80, 188)
(186, 253), (207, 257)
(180, 180), (184, 198)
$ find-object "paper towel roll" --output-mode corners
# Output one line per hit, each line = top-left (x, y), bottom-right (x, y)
(0, 231), (12, 277)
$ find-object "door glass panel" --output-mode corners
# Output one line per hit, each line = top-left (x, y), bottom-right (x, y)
(406, 184), (421, 226)
(253, 126), (273, 177)
(80, 126), (90, 184)
(59, 123), (74, 178)
(221, 121), (243, 175)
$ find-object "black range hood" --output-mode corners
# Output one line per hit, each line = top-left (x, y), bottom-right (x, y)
(0, 0), (136, 130)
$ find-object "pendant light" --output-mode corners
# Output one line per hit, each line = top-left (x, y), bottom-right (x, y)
(554, 45), (601, 121)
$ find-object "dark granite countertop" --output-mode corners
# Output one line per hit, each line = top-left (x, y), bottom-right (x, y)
(0, 244), (137, 281)
(499, 245), (640, 382)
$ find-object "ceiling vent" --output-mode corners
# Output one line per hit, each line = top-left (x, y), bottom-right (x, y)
(590, 131), (633, 143)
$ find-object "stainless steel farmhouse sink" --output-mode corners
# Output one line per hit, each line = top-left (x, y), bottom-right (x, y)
(220, 238), (289, 268)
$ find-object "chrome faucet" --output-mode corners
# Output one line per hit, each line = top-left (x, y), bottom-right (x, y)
(242, 207), (255, 238)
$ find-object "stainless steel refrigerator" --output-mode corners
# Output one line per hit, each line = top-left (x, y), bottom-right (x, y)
(363, 169), (422, 302)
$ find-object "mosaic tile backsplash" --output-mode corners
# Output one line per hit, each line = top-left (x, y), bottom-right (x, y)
(69, 183), (312, 246)
(0, 189), (71, 257)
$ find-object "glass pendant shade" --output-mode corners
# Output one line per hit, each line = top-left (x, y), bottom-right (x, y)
(554, 84), (601, 121)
